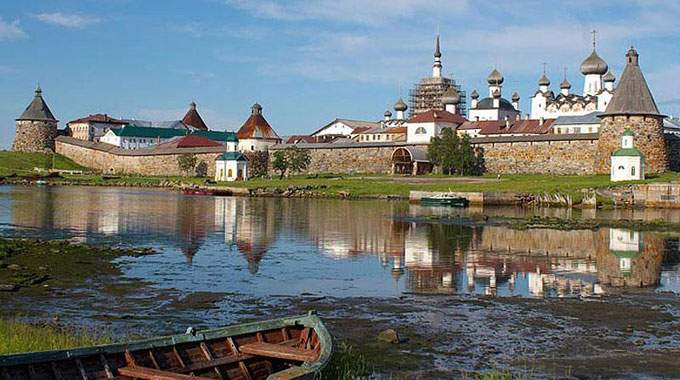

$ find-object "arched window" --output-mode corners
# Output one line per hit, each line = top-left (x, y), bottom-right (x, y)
(415, 127), (427, 134)
(228, 168), (233, 178)
(631, 166), (636, 176)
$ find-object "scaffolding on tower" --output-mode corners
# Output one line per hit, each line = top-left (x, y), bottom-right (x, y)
(408, 76), (467, 118)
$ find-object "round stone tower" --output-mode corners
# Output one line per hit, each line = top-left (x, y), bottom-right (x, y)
(595, 47), (668, 174)
(12, 86), (59, 153)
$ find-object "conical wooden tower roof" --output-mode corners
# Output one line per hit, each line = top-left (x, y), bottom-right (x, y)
(17, 86), (57, 122)
(601, 47), (663, 117)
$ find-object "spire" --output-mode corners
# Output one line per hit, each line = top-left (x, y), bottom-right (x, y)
(601, 47), (662, 117)
(432, 34), (442, 78)
(17, 85), (57, 122)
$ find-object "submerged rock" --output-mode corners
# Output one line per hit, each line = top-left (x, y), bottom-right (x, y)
(378, 329), (401, 344)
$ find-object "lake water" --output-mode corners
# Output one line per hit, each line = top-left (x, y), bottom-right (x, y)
(3, 185), (680, 377)
(2, 185), (680, 299)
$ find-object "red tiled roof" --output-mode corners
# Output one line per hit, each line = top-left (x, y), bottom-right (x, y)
(285, 135), (317, 144)
(350, 126), (372, 134)
(67, 114), (127, 125)
(461, 118), (555, 135)
(236, 113), (280, 140)
(155, 135), (222, 149)
(409, 110), (467, 125)
(182, 107), (209, 131)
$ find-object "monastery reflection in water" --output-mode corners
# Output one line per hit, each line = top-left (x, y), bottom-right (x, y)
(7, 186), (680, 297)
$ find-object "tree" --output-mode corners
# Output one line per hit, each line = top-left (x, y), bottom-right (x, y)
(428, 128), (484, 176)
(272, 147), (311, 179)
(177, 153), (198, 176)
(272, 150), (288, 179)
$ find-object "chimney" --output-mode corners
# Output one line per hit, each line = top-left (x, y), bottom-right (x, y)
(515, 114), (520, 121)
(539, 117), (544, 126)
(504, 116), (510, 128)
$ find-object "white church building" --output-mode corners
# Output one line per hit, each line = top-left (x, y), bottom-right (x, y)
(610, 129), (644, 182)
(530, 33), (616, 120)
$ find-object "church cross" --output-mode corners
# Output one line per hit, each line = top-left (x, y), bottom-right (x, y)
(591, 29), (598, 49)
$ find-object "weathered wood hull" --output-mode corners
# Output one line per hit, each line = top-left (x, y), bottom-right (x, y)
(0, 312), (331, 380)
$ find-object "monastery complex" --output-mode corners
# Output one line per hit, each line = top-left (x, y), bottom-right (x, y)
(10, 34), (680, 179)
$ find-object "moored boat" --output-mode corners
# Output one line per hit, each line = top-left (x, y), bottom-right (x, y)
(0, 312), (331, 380)
(420, 194), (469, 207)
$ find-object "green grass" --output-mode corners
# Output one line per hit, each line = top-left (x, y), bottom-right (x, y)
(0, 319), (111, 355)
(0, 151), (86, 176)
(222, 172), (680, 198)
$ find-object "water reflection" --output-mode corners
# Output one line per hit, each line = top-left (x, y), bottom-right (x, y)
(2, 185), (679, 298)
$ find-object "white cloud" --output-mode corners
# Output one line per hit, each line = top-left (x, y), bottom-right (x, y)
(0, 18), (27, 41)
(226, 0), (468, 25)
(33, 12), (101, 29)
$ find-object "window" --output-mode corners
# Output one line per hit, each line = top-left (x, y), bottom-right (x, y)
(618, 165), (625, 170)
(228, 168), (233, 178)
(631, 166), (636, 176)
(415, 127), (427, 134)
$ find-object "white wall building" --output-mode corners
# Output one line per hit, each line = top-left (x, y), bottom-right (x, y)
(551, 112), (602, 134)
(236, 103), (282, 152)
(468, 69), (521, 122)
(530, 37), (616, 119)
(406, 109), (465, 144)
(100, 125), (187, 149)
(610, 129), (644, 182)
(215, 152), (249, 182)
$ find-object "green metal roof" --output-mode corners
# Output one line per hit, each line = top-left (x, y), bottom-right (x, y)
(192, 130), (238, 142)
(623, 128), (635, 136)
(113, 125), (188, 138)
(217, 151), (248, 161)
(611, 250), (640, 259)
(612, 147), (643, 157)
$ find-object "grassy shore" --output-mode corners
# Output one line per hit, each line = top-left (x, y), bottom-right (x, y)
(3, 151), (680, 200)
(0, 151), (86, 177)
(0, 319), (111, 355)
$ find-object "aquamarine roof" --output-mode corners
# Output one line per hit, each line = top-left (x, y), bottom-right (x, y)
(217, 151), (248, 161)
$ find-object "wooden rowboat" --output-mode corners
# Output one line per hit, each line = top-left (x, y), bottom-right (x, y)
(0, 312), (332, 380)
(421, 195), (469, 207)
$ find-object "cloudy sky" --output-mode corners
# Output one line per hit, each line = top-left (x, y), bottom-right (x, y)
(1, 0), (679, 147)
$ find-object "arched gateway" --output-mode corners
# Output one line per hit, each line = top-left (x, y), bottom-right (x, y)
(391, 147), (432, 175)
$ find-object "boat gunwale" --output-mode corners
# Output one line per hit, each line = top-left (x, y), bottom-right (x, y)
(0, 313), (332, 376)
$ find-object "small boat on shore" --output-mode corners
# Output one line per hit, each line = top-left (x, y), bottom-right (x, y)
(0, 312), (331, 380)
(182, 187), (233, 196)
(420, 194), (469, 207)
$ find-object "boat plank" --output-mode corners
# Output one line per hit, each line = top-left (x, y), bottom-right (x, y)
(148, 350), (161, 370)
(239, 342), (317, 363)
(100, 355), (115, 379)
(226, 338), (252, 380)
(172, 346), (186, 368)
(174, 353), (253, 374)
(75, 359), (89, 380)
(49, 362), (64, 380)
(118, 365), (213, 380)
(199, 342), (224, 380)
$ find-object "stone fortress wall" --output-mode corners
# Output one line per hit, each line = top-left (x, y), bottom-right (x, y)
(55, 137), (224, 176)
(56, 132), (678, 177)
(270, 134), (600, 175)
